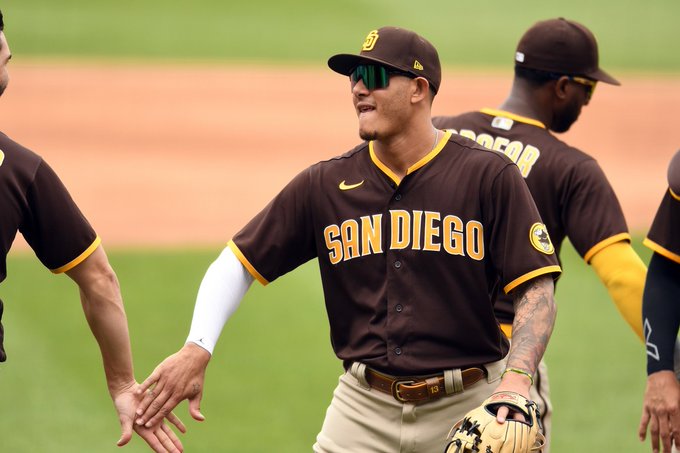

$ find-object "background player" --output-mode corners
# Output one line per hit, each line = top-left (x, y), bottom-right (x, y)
(638, 149), (680, 453)
(0, 10), (184, 452)
(433, 17), (647, 452)
(131, 26), (560, 452)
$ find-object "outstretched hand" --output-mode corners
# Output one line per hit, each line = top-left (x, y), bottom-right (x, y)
(135, 343), (212, 430)
(639, 370), (680, 453)
(113, 381), (186, 452)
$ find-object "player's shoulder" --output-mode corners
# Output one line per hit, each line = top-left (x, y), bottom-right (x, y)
(312, 142), (369, 167)
(444, 131), (515, 167)
(667, 149), (680, 195)
(544, 133), (600, 168)
(330, 142), (369, 161)
(432, 110), (480, 129)
(294, 142), (370, 183)
(0, 130), (43, 170)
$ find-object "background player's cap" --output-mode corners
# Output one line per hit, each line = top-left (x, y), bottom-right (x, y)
(328, 26), (441, 93)
(514, 17), (620, 86)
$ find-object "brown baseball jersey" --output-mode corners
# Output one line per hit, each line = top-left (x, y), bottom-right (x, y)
(433, 109), (629, 325)
(644, 192), (680, 264)
(229, 130), (561, 376)
(0, 131), (100, 283)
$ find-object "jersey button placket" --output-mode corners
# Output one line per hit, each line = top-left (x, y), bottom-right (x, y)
(389, 255), (405, 360)
(385, 175), (406, 363)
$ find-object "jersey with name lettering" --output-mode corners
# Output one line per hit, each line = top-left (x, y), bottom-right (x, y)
(0, 131), (99, 284)
(433, 109), (629, 325)
(230, 130), (561, 376)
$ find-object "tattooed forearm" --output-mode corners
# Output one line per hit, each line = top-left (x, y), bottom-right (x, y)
(506, 275), (557, 375)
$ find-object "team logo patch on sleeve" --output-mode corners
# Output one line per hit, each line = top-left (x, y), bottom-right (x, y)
(529, 223), (554, 254)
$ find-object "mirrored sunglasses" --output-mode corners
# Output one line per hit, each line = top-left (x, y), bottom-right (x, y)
(350, 64), (415, 90)
(568, 76), (597, 101)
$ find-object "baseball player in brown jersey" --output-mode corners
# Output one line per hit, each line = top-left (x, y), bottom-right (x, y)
(433, 18), (648, 452)
(639, 150), (680, 453)
(0, 10), (184, 452)
(133, 26), (561, 452)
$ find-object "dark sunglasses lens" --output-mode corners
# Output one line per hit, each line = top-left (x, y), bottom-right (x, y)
(351, 65), (389, 90)
(571, 77), (596, 101)
(587, 83), (596, 101)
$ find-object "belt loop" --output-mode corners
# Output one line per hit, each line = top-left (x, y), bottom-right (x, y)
(483, 358), (506, 383)
(444, 368), (464, 394)
(349, 362), (370, 389)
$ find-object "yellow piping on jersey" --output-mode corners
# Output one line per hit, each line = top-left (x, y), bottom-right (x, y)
(369, 142), (400, 185)
(51, 236), (102, 274)
(228, 240), (269, 286)
(670, 187), (680, 201)
(480, 108), (546, 129)
(503, 265), (562, 295)
(643, 237), (680, 265)
(583, 232), (631, 263)
(407, 129), (452, 173)
(369, 130), (452, 185)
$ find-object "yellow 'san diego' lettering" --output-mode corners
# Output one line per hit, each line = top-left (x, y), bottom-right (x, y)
(324, 209), (485, 264)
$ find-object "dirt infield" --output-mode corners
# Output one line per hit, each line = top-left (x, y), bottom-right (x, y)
(2, 62), (678, 248)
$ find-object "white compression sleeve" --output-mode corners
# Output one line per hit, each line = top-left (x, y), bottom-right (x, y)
(186, 246), (254, 354)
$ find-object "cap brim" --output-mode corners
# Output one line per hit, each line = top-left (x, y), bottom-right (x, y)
(328, 53), (405, 76)
(587, 68), (620, 86)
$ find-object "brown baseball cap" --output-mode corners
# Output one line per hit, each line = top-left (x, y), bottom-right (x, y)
(328, 26), (441, 93)
(514, 18), (620, 85)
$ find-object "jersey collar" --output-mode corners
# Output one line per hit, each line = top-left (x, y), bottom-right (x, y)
(480, 108), (546, 129)
(369, 129), (453, 186)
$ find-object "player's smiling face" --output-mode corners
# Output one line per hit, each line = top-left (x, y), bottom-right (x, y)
(352, 74), (414, 141)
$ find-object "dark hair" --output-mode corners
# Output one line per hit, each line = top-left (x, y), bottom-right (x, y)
(0, 10), (4, 31)
(514, 65), (559, 86)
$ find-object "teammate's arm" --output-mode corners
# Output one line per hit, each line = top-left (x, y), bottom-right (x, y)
(65, 245), (185, 452)
(495, 275), (556, 422)
(589, 241), (647, 341)
(638, 252), (680, 453)
(135, 246), (254, 429)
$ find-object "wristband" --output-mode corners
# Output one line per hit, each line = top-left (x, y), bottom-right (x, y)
(502, 367), (534, 385)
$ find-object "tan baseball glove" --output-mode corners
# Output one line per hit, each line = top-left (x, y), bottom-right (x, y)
(444, 391), (545, 453)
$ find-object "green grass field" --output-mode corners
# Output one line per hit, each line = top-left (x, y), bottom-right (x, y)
(3, 0), (680, 72)
(0, 240), (653, 452)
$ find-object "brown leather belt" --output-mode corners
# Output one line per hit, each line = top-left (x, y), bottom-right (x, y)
(365, 367), (486, 404)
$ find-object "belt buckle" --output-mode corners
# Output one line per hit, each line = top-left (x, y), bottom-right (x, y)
(390, 379), (416, 402)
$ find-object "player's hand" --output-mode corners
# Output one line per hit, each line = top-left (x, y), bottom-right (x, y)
(135, 343), (211, 429)
(494, 371), (531, 423)
(112, 380), (185, 452)
(639, 370), (680, 453)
